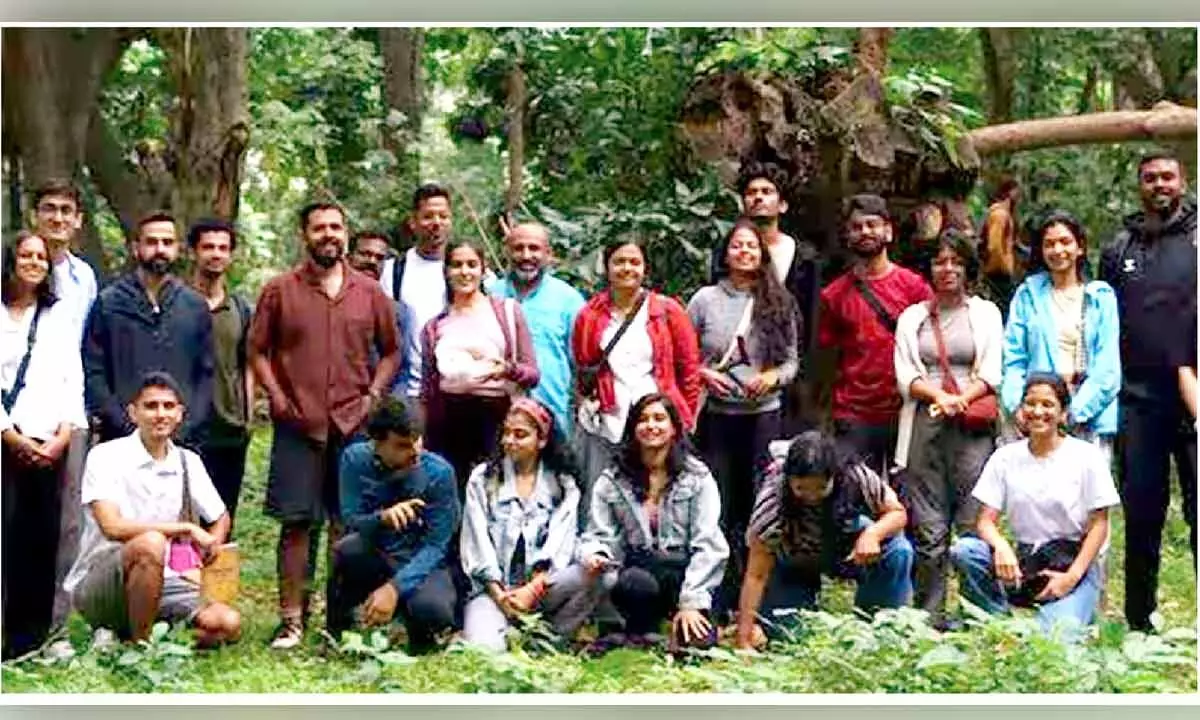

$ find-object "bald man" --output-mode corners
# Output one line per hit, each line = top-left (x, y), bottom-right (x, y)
(486, 223), (585, 439)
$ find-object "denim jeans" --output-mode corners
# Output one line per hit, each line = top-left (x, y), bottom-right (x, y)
(760, 516), (914, 625)
(949, 536), (1101, 640)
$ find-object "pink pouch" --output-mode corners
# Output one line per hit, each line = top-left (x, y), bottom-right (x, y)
(167, 540), (203, 574)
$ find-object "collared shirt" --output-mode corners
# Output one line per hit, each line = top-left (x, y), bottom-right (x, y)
(0, 301), (87, 440)
(52, 251), (99, 345)
(487, 272), (586, 437)
(459, 458), (579, 596)
(249, 261), (400, 442)
(338, 443), (460, 599)
(63, 432), (227, 593)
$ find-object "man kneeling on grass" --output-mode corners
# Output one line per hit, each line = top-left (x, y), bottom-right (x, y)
(735, 430), (913, 650)
(326, 398), (460, 654)
(62, 372), (241, 648)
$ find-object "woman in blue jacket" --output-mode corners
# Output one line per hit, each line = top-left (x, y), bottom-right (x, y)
(1001, 210), (1121, 461)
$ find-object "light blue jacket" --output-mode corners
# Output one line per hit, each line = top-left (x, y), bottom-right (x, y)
(487, 272), (586, 438)
(1001, 272), (1121, 435)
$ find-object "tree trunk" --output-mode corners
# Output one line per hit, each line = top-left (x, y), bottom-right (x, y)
(2, 27), (131, 264)
(967, 103), (1197, 157)
(980, 28), (1018, 124)
(504, 63), (527, 217)
(379, 28), (423, 191)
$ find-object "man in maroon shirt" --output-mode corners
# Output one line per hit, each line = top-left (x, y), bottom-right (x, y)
(249, 202), (401, 650)
(818, 194), (932, 474)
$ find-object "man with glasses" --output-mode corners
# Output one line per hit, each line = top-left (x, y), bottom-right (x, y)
(350, 231), (412, 399)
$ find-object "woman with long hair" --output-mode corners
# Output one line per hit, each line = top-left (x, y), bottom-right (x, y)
(1001, 210), (1120, 462)
(459, 398), (589, 651)
(572, 236), (702, 524)
(577, 393), (729, 651)
(950, 373), (1119, 638)
(893, 228), (1004, 627)
(2, 232), (87, 659)
(687, 217), (800, 609)
(420, 239), (540, 490)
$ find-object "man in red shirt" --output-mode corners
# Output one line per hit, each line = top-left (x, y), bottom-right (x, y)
(249, 202), (402, 650)
(818, 194), (932, 474)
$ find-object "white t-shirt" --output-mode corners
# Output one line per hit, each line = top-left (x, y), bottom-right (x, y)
(64, 433), (228, 592)
(767, 232), (797, 285)
(598, 301), (658, 442)
(971, 435), (1120, 550)
(394, 249), (448, 397)
(0, 302), (87, 440)
(52, 252), (98, 345)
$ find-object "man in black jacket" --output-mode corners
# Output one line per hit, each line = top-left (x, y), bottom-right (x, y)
(1099, 152), (1197, 633)
(83, 212), (215, 446)
(713, 162), (822, 434)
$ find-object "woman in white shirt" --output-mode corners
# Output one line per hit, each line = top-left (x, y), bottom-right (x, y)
(950, 372), (1119, 638)
(1, 231), (87, 659)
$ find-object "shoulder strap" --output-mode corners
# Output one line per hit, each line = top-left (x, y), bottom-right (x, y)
(391, 251), (407, 302)
(851, 275), (897, 334)
(504, 298), (518, 365)
(2, 305), (44, 414)
(927, 302), (961, 395)
(178, 449), (196, 525)
(597, 290), (649, 365)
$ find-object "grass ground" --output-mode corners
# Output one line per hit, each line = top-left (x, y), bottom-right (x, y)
(2, 428), (1196, 694)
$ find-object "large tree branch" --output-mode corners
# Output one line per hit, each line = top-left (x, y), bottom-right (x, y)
(967, 102), (1197, 157)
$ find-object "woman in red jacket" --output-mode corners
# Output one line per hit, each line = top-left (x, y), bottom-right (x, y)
(572, 236), (702, 523)
(421, 239), (540, 492)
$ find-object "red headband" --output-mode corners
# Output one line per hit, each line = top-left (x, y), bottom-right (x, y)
(510, 397), (553, 438)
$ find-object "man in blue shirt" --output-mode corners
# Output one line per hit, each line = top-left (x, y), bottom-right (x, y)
(327, 398), (459, 653)
(486, 222), (586, 439)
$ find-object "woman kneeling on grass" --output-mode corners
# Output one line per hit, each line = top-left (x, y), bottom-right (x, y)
(735, 431), (913, 650)
(949, 373), (1119, 639)
(578, 393), (729, 651)
(459, 398), (590, 651)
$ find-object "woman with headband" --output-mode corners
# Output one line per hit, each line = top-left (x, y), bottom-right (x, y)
(459, 398), (590, 651)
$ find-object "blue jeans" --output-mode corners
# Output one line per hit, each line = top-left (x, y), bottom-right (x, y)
(949, 536), (1101, 639)
(761, 520), (914, 623)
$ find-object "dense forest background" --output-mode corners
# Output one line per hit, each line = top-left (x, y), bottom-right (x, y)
(3, 27), (1197, 298)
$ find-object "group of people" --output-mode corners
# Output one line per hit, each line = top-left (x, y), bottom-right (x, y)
(1, 152), (1195, 661)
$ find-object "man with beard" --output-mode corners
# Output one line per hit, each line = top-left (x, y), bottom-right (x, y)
(714, 163), (822, 435)
(1100, 152), (1197, 633)
(83, 212), (214, 446)
(187, 219), (255, 530)
(816, 195), (932, 474)
(486, 222), (585, 439)
(350, 230), (412, 397)
(381, 184), (454, 405)
(249, 202), (401, 650)
(734, 430), (912, 650)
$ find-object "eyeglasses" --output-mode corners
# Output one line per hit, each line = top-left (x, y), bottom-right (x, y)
(37, 202), (78, 218)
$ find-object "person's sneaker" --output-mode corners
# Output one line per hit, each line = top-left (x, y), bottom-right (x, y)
(92, 628), (118, 652)
(269, 619), (304, 650)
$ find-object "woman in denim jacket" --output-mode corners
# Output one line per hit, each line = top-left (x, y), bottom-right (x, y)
(459, 398), (588, 651)
(578, 393), (729, 651)
(1001, 210), (1121, 460)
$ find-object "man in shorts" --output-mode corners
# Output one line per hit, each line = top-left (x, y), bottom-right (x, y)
(249, 201), (401, 649)
(62, 372), (241, 647)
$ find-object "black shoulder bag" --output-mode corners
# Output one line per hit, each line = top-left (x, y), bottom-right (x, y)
(577, 290), (649, 399)
(2, 305), (44, 414)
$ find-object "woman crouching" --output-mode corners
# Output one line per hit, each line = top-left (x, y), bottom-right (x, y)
(950, 373), (1119, 639)
(459, 398), (589, 651)
(578, 393), (729, 651)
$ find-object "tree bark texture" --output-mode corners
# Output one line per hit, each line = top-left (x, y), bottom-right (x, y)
(966, 103), (1198, 157)
(379, 28), (423, 190)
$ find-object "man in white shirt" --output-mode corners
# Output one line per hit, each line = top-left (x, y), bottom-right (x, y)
(380, 184), (453, 403)
(30, 179), (99, 344)
(29, 179), (100, 629)
(63, 371), (241, 647)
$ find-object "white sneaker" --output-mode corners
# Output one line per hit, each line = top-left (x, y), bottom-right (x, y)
(270, 620), (304, 650)
(92, 628), (117, 652)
